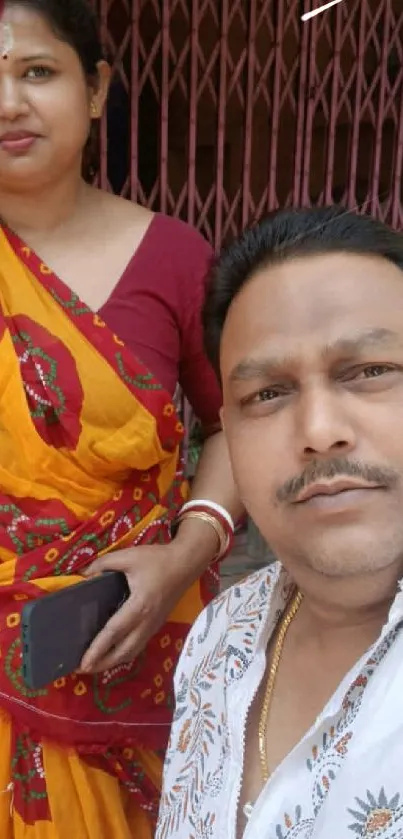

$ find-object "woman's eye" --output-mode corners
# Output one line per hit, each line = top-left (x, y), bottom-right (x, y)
(24, 66), (54, 80)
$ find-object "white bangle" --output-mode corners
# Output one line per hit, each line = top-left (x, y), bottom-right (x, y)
(180, 500), (235, 531)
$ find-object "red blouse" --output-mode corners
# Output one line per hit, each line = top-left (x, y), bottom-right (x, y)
(100, 214), (222, 429)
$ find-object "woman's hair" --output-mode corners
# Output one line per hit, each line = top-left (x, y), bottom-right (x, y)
(6, 0), (104, 178)
(6, 0), (103, 74)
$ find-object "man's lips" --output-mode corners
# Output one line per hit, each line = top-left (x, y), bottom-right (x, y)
(294, 479), (383, 504)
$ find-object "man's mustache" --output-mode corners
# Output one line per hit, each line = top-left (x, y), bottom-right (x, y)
(276, 457), (399, 504)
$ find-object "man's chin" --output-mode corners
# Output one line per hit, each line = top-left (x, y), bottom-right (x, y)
(273, 523), (403, 580)
(296, 546), (402, 580)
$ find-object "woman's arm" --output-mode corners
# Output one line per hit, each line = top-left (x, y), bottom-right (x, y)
(80, 225), (244, 672)
(171, 429), (244, 585)
(80, 428), (243, 673)
(170, 231), (245, 583)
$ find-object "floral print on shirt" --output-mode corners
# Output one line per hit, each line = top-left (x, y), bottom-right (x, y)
(157, 565), (403, 839)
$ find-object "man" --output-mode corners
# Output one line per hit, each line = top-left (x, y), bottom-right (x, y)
(156, 207), (403, 839)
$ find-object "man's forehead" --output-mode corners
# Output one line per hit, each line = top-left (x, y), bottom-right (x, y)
(227, 251), (403, 311)
(221, 252), (403, 371)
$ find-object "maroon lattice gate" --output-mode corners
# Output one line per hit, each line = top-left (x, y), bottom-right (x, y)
(94, 0), (403, 247)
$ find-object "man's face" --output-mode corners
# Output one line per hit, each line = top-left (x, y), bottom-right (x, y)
(221, 252), (403, 578)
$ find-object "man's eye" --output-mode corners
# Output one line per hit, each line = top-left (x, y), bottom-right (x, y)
(255, 388), (280, 402)
(359, 365), (394, 379)
(242, 387), (284, 406)
(339, 364), (396, 383)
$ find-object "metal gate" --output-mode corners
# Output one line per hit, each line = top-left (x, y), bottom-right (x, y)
(94, 0), (403, 247)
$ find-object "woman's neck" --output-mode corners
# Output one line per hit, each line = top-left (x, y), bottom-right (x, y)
(0, 174), (91, 238)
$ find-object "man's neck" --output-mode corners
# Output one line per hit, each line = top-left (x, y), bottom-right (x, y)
(285, 559), (402, 646)
(0, 171), (90, 239)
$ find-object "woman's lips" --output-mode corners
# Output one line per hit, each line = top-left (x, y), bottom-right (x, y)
(0, 132), (39, 153)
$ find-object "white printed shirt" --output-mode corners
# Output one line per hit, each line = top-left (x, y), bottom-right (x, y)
(156, 562), (403, 839)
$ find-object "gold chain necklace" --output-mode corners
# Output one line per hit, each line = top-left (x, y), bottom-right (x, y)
(258, 589), (303, 783)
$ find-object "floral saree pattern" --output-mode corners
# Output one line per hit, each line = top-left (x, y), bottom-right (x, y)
(0, 227), (218, 836)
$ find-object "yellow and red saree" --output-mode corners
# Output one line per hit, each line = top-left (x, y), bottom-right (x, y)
(0, 227), (218, 837)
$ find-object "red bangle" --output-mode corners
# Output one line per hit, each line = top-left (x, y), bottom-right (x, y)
(180, 502), (234, 540)
(170, 503), (235, 562)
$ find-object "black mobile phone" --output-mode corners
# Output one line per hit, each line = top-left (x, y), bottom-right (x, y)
(21, 571), (130, 690)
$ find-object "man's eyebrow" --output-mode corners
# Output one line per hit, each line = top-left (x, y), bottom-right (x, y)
(229, 328), (402, 383)
(229, 356), (291, 383)
(326, 327), (403, 352)
(326, 328), (402, 356)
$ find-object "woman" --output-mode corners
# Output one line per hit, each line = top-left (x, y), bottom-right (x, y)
(0, 1), (242, 836)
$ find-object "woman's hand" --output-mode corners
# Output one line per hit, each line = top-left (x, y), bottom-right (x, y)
(79, 543), (192, 673)
(79, 426), (244, 676)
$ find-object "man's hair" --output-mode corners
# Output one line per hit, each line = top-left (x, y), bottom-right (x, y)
(203, 206), (403, 376)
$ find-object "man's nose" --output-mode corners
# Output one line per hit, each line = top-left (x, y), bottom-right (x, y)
(296, 387), (356, 459)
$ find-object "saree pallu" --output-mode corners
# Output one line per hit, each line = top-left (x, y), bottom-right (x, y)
(0, 227), (218, 837)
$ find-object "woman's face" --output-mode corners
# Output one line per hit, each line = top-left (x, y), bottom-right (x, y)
(0, 4), (109, 190)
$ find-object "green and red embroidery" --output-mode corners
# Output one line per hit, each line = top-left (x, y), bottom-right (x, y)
(9, 314), (84, 447)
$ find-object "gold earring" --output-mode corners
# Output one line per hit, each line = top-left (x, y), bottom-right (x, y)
(90, 101), (98, 118)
